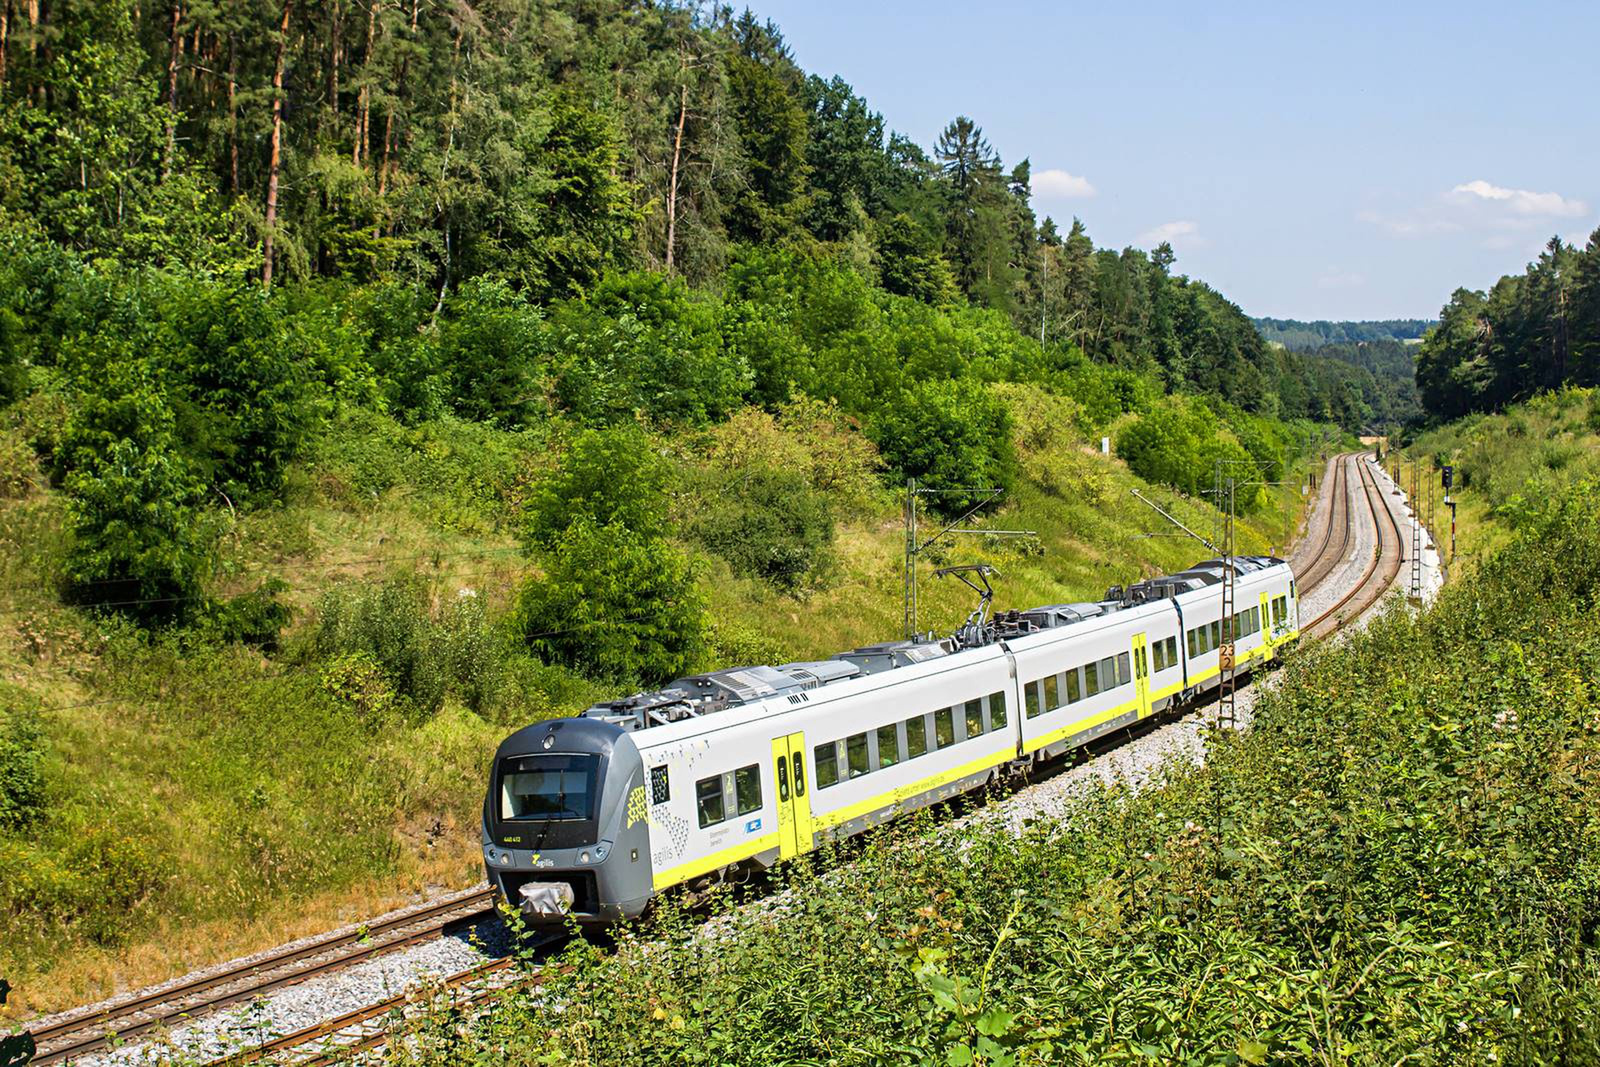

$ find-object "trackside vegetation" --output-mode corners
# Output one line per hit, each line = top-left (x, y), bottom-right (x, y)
(392, 480), (1600, 1066)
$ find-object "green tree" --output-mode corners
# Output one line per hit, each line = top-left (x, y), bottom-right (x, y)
(514, 522), (706, 684)
(870, 379), (1017, 517)
(547, 271), (750, 425)
(687, 464), (833, 592)
(58, 359), (212, 623)
(523, 425), (669, 549)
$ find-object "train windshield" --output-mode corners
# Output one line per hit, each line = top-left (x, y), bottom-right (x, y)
(498, 754), (599, 822)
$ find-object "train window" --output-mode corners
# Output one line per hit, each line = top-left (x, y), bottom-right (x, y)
(815, 742), (840, 789)
(1065, 668), (1082, 703)
(1186, 628), (1198, 657)
(735, 764), (762, 816)
(1097, 657), (1115, 691)
(650, 765), (670, 805)
(847, 733), (870, 778)
(1166, 636), (1178, 664)
(1208, 621), (1221, 649)
(906, 715), (928, 758)
(1290, 579), (1297, 600)
(1117, 653), (1131, 686)
(1043, 674), (1059, 711)
(696, 775), (726, 828)
(1150, 641), (1164, 673)
(1025, 681), (1041, 719)
(965, 699), (984, 739)
(877, 723), (901, 769)
(499, 754), (597, 822)
(988, 692), (1007, 730)
(935, 707), (955, 749)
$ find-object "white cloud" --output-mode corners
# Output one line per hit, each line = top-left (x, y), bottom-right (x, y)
(1362, 180), (1591, 245)
(1137, 220), (1199, 245)
(1450, 179), (1588, 218)
(1033, 168), (1096, 199)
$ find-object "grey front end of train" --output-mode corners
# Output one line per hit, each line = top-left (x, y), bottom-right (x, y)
(481, 716), (653, 926)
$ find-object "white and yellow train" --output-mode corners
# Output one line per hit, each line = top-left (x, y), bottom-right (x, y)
(482, 555), (1299, 924)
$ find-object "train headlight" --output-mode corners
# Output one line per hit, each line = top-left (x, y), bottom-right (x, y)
(579, 851), (592, 864)
(593, 841), (611, 861)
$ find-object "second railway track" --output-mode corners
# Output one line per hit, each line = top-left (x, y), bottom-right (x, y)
(27, 887), (499, 1066)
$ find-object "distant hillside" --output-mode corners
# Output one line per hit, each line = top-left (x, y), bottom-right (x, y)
(1254, 318), (1434, 351)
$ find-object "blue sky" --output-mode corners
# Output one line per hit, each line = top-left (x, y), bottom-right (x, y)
(745, 0), (1599, 320)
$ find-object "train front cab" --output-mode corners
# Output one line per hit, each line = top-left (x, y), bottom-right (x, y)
(481, 717), (653, 927)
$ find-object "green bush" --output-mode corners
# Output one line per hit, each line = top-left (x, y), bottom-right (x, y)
(523, 424), (668, 548)
(547, 272), (750, 426)
(312, 574), (499, 715)
(687, 464), (834, 593)
(57, 358), (214, 624)
(514, 521), (706, 685)
(0, 702), (46, 831)
(870, 378), (1018, 517)
(203, 579), (293, 651)
(432, 277), (545, 427)
(1115, 396), (1266, 511)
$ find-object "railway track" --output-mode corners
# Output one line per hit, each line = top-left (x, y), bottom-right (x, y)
(1303, 456), (1405, 638)
(26, 887), (498, 1066)
(25, 452), (1416, 1067)
(1293, 453), (1353, 598)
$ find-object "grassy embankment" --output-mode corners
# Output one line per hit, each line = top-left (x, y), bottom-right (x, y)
(0, 390), (1322, 1020)
(390, 416), (1600, 1065)
(1404, 386), (1600, 569)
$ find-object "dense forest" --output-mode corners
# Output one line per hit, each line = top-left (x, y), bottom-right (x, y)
(1251, 319), (1426, 429)
(0, 0), (1376, 643)
(1414, 234), (1600, 420)
(1253, 317), (1433, 350)
(1296, 338), (1422, 428)
(0, 1), (1372, 417)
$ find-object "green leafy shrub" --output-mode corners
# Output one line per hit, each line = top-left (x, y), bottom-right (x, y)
(318, 651), (397, 723)
(870, 379), (1018, 517)
(312, 574), (499, 715)
(432, 277), (545, 426)
(57, 358), (213, 624)
(513, 521), (706, 684)
(686, 464), (834, 592)
(523, 424), (668, 548)
(0, 702), (46, 831)
(146, 278), (318, 503)
(547, 272), (749, 426)
(1115, 395), (1266, 511)
(204, 579), (293, 651)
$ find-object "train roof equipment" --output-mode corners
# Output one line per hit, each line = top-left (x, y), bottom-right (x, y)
(578, 554), (1290, 734)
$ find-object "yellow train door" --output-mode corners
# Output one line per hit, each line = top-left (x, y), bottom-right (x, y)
(770, 731), (814, 860)
(1133, 632), (1152, 717)
(1259, 591), (1273, 661)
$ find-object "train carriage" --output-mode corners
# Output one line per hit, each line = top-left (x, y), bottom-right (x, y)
(482, 555), (1298, 926)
